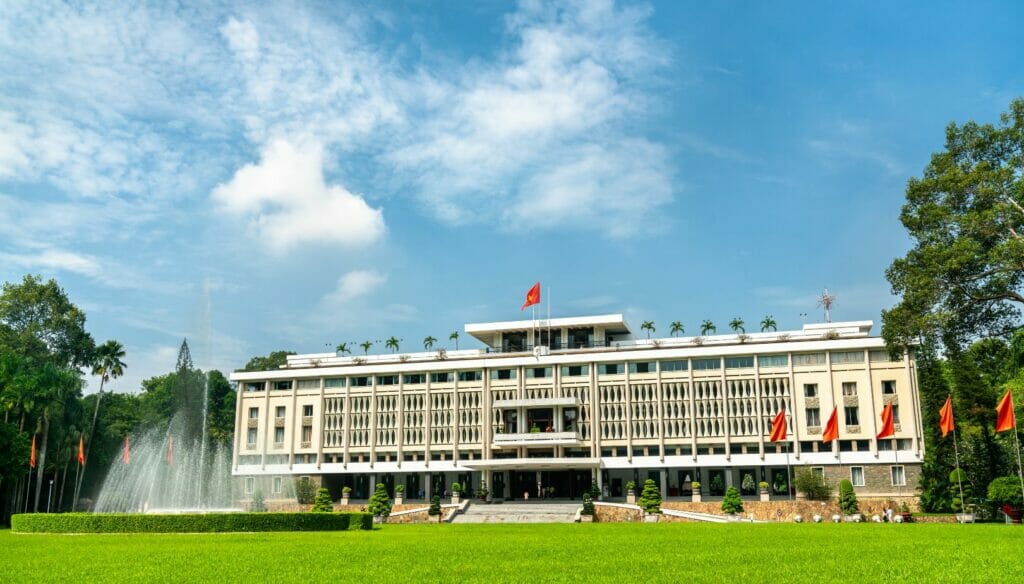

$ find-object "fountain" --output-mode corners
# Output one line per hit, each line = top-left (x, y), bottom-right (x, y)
(93, 339), (238, 513)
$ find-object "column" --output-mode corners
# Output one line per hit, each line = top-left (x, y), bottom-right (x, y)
(660, 469), (667, 497)
(231, 379), (246, 471)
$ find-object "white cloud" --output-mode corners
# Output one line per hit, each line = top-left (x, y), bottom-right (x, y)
(211, 139), (386, 251)
(0, 248), (102, 278)
(323, 270), (388, 305)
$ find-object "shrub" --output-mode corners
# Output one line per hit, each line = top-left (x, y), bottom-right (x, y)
(295, 477), (316, 505)
(11, 512), (372, 533)
(250, 490), (266, 512)
(794, 469), (832, 501)
(451, 482), (462, 494)
(625, 480), (636, 492)
(758, 481), (769, 491)
(709, 473), (725, 496)
(721, 486), (744, 514)
(312, 487), (334, 512)
(691, 481), (700, 489)
(428, 495), (442, 521)
(741, 474), (756, 494)
(949, 468), (971, 512)
(588, 482), (601, 500)
(637, 479), (662, 513)
(394, 484), (405, 495)
(987, 476), (1023, 510)
(477, 480), (489, 500)
(838, 479), (859, 515)
(581, 493), (595, 516)
(342, 486), (352, 497)
(368, 483), (393, 517)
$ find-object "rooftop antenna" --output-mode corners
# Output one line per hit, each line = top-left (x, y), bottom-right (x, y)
(817, 288), (836, 323)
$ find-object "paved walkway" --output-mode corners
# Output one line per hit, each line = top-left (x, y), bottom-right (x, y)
(451, 501), (580, 523)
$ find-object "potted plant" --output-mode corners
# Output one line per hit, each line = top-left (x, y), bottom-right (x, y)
(580, 493), (595, 523)
(451, 482), (463, 504)
(625, 480), (637, 505)
(478, 479), (490, 503)
(428, 495), (443, 523)
(368, 482), (393, 523)
(759, 481), (770, 502)
(394, 484), (405, 505)
(898, 501), (913, 523)
(341, 485), (352, 505)
(637, 479), (662, 522)
(721, 486), (744, 517)
(691, 481), (702, 502)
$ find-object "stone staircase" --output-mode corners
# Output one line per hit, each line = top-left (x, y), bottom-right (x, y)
(451, 501), (581, 523)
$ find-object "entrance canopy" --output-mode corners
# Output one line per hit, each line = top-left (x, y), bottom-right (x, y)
(462, 457), (600, 471)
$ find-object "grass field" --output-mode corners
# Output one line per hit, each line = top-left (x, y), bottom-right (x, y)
(2, 523), (1023, 583)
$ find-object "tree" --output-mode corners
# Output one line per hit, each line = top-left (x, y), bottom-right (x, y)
(700, 320), (716, 336)
(949, 468), (972, 512)
(838, 479), (859, 515)
(721, 486), (744, 514)
(760, 315), (777, 333)
(295, 477), (316, 505)
(640, 321), (655, 339)
(794, 468), (832, 501)
(76, 339), (126, 507)
(729, 318), (745, 334)
(385, 337), (400, 353)
(423, 336), (437, 351)
(581, 493), (595, 516)
(637, 478), (661, 513)
(368, 482), (392, 517)
(335, 342), (350, 355)
(449, 331), (459, 350)
(987, 476), (1023, 511)
(250, 490), (266, 512)
(428, 495), (442, 522)
(240, 350), (295, 372)
(31, 364), (82, 511)
(882, 98), (1024, 353)
(311, 487), (334, 512)
(205, 370), (236, 444)
(0, 275), (96, 368)
(669, 321), (684, 337)
(360, 340), (373, 355)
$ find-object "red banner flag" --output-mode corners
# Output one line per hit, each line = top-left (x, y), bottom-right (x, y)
(123, 435), (131, 465)
(822, 407), (839, 443)
(167, 436), (174, 465)
(939, 395), (955, 438)
(521, 282), (541, 311)
(877, 403), (895, 439)
(30, 435), (36, 469)
(769, 409), (787, 442)
(77, 435), (85, 466)
(996, 390), (1016, 433)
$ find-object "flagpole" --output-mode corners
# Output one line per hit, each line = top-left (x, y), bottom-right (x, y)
(1014, 416), (1024, 509)
(951, 423), (965, 518)
(894, 437), (902, 499)
(786, 439), (793, 501)
(72, 459), (81, 512)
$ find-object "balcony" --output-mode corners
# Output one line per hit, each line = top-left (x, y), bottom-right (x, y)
(247, 419), (259, 428)
(492, 397), (579, 408)
(493, 431), (581, 447)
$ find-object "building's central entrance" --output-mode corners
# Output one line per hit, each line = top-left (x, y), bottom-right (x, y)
(506, 470), (590, 499)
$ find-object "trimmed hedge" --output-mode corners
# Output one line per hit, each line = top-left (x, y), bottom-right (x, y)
(11, 512), (373, 534)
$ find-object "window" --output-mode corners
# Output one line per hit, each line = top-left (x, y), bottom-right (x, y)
(758, 355), (788, 368)
(272, 477), (282, 494)
(273, 380), (292, 391)
(404, 373), (426, 384)
(831, 351), (864, 364)
(244, 477), (254, 495)
(246, 427), (257, 446)
(301, 426), (312, 442)
(491, 369), (516, 380)
(325, 378), (346, 388)
(430, 372), (451, 383)
(458, 370), (482, 382)
(892, 405), (901, 425)
(629, 361), (655, 374)
(844, 406), (860, 426)
(869, 350), (894, 362)
(274, 427), (285, 444)
(851, 467), (865, 487)
(302, 404), (313, 417)
(351, 376), (371, 387)
(724, 356), (754, 369)
(811, 467), (824, 480)
(842, 382), (858, 396)
(692, 358), (721, 370)
(793, 353), (826, 366)
(598, 363), (623, 375)
(377, 375), (399, 385)
(296, 379), (319, 389)
(526, 367), (551, 379)
(561, 365), (588, 377)
(660, 360), (688, 372)
(804, 384), (818, 398)
(245, 382), (264, 392)
(806, 408), (821, 427)
(274, 406), (285, 418)
(248, 407), (259, 419)
(882, 380), (897, 395)
(890, 465), (906, 486)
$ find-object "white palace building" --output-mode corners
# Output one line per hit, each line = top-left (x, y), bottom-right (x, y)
(230, 314), (923, 502)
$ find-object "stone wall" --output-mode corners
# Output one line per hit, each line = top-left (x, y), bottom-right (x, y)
(593, 505), (643, 523)
(662, 497), (919, 522)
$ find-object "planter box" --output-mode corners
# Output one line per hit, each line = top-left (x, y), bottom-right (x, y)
(955, 513), (976, 524)
(759, 491), (770, 502)
(451, 495), (461, 505)
(643, 513), (660, 523)
(692, 493), (701, 503)
(341, 497), (350, 506)
(394, 496), (403, 505)
(580, 515), (594, 523)
(626, 492), (636, 505)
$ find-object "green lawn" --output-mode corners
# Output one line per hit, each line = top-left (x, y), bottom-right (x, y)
(2, 523), (1022, 582)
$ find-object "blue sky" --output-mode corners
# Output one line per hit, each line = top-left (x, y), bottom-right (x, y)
(1, 1), (1021, 393)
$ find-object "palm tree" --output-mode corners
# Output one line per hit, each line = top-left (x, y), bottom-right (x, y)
(76, 340), (126, 506)
(729, 318), (745, 335)
(760, 315), (777, 333)
(423, 336), (437, 351)
(386, 337), (400, 353)
(640, 321), (655, 339)
(670, 321), (684, 337)
(335, 342), (351, 355)
(33, 364), (82, 511)
(360, 341), (374, 355)
(700, 320), (716, 336)
(449, 331), (460, 350)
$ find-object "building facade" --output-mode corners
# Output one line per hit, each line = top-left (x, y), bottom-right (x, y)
(230, 315), (923, 502)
